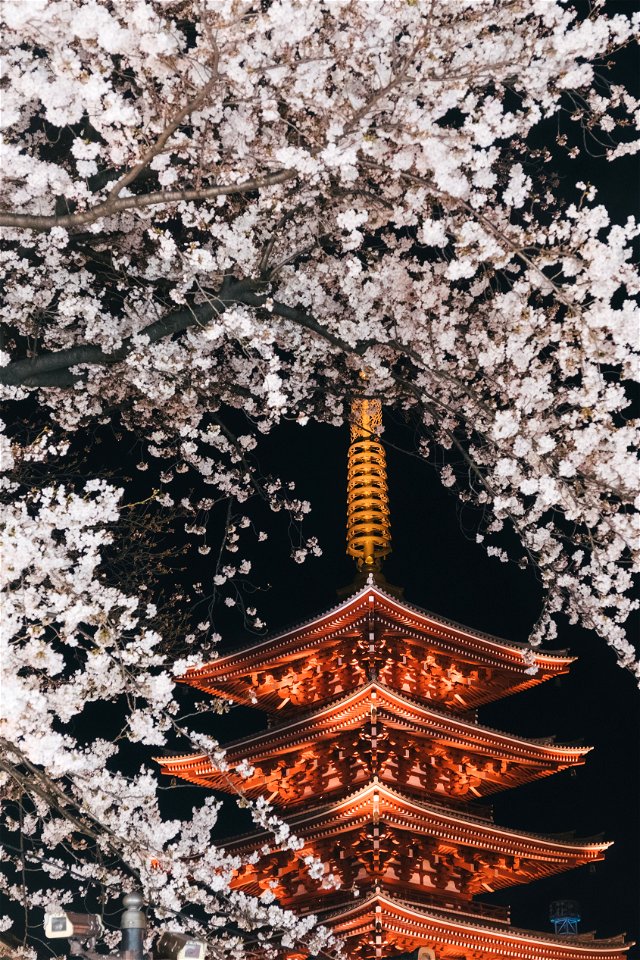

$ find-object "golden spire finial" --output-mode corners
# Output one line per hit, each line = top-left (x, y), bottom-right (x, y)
(346, 395), (392, 572)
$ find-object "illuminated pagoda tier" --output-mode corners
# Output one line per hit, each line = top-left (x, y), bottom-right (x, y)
(160, 399), (632, 959)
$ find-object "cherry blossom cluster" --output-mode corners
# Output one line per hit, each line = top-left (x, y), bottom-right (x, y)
(1, 1), (637, 676)
(0, 429), (341, 958)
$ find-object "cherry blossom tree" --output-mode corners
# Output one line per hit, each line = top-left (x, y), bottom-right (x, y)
(1, 0), (639, 955)
(0, 428), (340, 958)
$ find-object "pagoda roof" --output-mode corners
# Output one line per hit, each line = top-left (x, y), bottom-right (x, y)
(158, 681), (588, 802)
(227, 786), (607, 900)
(183, 583), (574, 712)
(318, 889), (632, 959)
(223, 780), (609, 867)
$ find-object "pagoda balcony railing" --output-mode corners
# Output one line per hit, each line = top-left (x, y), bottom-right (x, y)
(411, 892), (510, 923)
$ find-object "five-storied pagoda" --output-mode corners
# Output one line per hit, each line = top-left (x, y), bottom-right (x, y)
(160, 400), (631, 960)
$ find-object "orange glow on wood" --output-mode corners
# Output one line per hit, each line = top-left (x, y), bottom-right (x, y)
(159, 581), (630, 959)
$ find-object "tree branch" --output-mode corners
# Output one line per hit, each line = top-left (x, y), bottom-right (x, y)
(0, 171), (298, 233)
(0, 277), (259, 387)
(104, 60), (220, 207)
(0, 30), (430, 235)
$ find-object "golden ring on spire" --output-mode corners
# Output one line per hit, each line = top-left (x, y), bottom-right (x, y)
(346, 398), (392, 571)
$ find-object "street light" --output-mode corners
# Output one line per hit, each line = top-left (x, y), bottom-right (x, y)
(44, 912), (104, 942)
(44, 893), (146, 960)
(155, 931), (207, 960)
(44, 893), (207, 960)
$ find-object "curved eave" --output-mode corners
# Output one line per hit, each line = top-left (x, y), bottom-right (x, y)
(156, 680), (590, 782)
(322, 891), (632, 958)
(182, 584), (574, 687)
(221, 781), (611, 860)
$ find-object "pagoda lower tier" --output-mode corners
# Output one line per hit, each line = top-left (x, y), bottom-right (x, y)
(160, 580), (632, 959)
(317, 890), (630, 960)
(182, 585), (574, 713)
(222, 781), (609, 906)
(159, 681), (588, 805)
